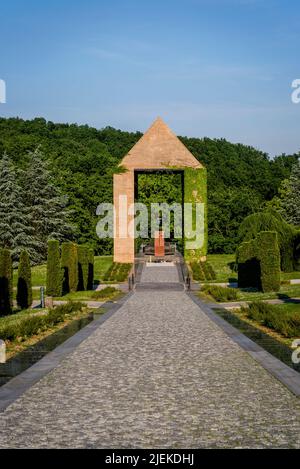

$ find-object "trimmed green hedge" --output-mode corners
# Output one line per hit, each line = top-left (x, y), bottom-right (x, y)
(77, 245), (89, 291)
(237, 231), (281, 292)
(0, 248), (13, 316)
(189, 261), (216, 281)
(16, 250), (32, 310)
(46, 240), (62, 296)
(103, 263), (132, 282)
(0, 302), (84, 341)
(87, 248), (94, 290)
(184, 167), (208, 261)
(91, 286), (119, 300)
(61, 242), (78, 293)
(201, 284), (238, 302)
(242, 301), (300, 338)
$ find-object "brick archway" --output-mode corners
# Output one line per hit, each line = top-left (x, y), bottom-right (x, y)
(113, 118), (207, 263)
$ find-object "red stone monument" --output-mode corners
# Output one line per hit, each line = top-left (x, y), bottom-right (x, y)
(154, 231), (165, 257)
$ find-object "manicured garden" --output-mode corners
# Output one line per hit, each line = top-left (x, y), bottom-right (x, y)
(0, 243), (126, 362)
(0, 301), (97, 359)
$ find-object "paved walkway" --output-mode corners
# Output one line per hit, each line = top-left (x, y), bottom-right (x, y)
(0, 265), (299, 448)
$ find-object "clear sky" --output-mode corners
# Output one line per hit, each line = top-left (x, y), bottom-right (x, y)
(0, 0), (299, 156)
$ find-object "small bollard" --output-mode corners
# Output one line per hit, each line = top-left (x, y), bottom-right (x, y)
(131, 273), (135, 286)
(40, 286), (45, 308)
(0, 340), (6, 364)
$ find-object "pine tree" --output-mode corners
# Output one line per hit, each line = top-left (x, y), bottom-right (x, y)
(46, 240), (62, 296)
(22, 148), (74, 264)
(0, 154), (37, 266)
(16, 250), (32, 309)
(0, 248), (13, 316)
(280, 160), (300, 227)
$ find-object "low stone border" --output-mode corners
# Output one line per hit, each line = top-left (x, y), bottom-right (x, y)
(0, 292), (133, 412)
(187, 292), (300, 398)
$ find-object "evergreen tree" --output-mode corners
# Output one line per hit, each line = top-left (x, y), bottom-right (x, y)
(16, 250), (32, 309)
(280, 160), (300, 227)
(22, 148), (74, 264)
(0, 154), (37, 265)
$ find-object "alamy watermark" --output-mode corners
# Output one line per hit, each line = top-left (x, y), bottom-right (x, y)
(96, 197), (205, 250)
(291, 79), (300, 104)
(0, 79), (6, 103)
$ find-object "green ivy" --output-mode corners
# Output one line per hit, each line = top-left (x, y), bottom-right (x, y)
(184, 167), (208, 261)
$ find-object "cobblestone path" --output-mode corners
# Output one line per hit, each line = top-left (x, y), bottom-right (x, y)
(0, 265), (299, 448)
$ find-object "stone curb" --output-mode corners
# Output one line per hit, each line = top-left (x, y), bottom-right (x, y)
(0, 292), (133, 412)
(187, 292), (300, 398)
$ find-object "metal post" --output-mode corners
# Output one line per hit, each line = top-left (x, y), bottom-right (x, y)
(40, 286), (45, 308)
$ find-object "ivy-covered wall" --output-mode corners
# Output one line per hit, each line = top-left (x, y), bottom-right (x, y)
(237, 231), (281, 292)
(184, 167), (208, 261)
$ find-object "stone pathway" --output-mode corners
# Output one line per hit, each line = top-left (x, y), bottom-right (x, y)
(0, 265), (299, 448)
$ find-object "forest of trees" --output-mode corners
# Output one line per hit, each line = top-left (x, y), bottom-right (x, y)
(0, 116), (299, 261)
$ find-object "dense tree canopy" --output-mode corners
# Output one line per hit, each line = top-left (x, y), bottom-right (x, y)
(0, 117), (298, 256)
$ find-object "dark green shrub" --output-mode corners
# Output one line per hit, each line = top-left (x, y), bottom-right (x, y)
(0, 248), (13, 316)
(61, 242), (78, 293)
(77, 246), (89, 291)
(201, 284), (238, 302)
(92, 287), (119, 300)
(87, 249), (94, 290)
(243, 301), (300, 338)
(46, 240), (62, 296)
(206, 262), (216, 280)
(0, 301), (84, 341)
(17, 250), (32, 310)
(190, 261), (216, 281)
(238, 210), (296, 272)
(103, 263), (131, 282)
(237, 231), (281, 293)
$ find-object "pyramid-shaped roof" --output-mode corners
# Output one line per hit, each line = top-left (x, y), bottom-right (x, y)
(120, 118), (203, 170)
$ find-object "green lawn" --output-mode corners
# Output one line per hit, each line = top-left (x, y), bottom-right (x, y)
(206, 254), (236, 283)
(236, 284), (300, 302)
(94, 256), (113, 283)
(199, 283), (300, 303)
(12, 255), (114, 288)
(53, 287), (121, 302)
(281, 271), (300, 280)
(204, 254), (300, 285)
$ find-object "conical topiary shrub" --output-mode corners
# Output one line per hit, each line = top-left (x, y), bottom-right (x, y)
(17, 250), (32, 310)
(46, 240), (62, 296)
(77, 245), (89, 291)
(61, 242), (78, 293)
(0, 248), (13, 316)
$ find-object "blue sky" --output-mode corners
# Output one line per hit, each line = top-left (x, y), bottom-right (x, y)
(0, 0), (299, 156)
